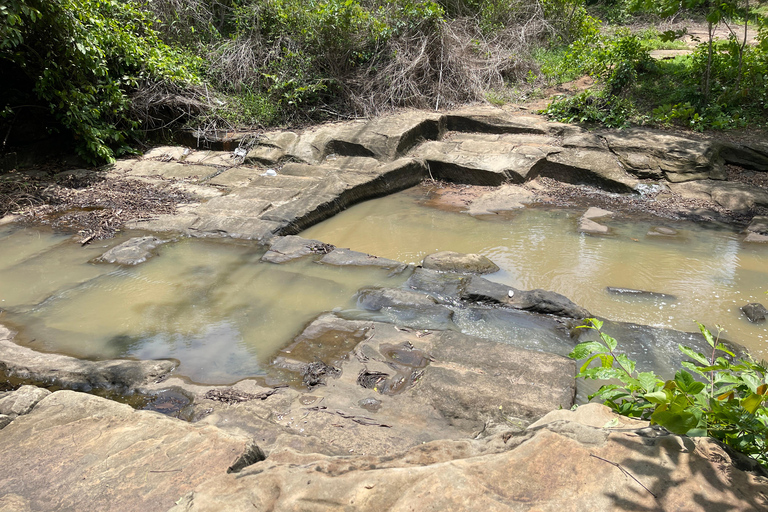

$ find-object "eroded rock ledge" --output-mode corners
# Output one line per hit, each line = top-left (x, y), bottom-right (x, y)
(79, 105), (768, 242)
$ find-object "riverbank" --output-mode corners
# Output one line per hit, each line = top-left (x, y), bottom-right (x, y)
(2, 106), (768, 510)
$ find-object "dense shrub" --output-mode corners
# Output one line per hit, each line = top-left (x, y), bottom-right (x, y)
(0, 0), (200, 163)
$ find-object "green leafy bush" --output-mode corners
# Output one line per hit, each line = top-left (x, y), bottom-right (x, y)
(542, 90), (636, 127)
(1, 0), (199, 163)
(571, 318), (768, 468)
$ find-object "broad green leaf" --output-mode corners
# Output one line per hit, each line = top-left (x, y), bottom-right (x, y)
(600, 332), (618, 352)
(679, 345), (708, 365)
(714, 343), (735, 357)
(644, 391), (670, 405)
(741, 393), (767, 414)
(598, 353), (615, 369)
(637, 371), (660, 392)
(569, 341), (606, 360)
(697, 322), (715, 347)
(616, 353), (636, 375)
(651, 410), (698, 435)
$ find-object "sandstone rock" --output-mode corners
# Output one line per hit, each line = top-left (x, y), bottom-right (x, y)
(353, 287), (455, 330)
(110, 160), (220, 182)
(747, 215), (768, 235)
(461, 275), (590, 319)
(319, 248), (407, 271)
(0, 326), (176, 392)
(201, 315), (576, 461)
(445, 107), (553, 135)
(0, 414), (11, 429)
(647, 226), (678, 237)
(142, 145), (190, 161)
(606, 287), (677, 301)
(413, 133), (558, 185)
(669, 180), (768, 212)
(356, 287), (438, 310)
(97, 236), (167, 265)
(244, 131), (298, 165)
(719, 141), (768, 171)
(261, 235), (335, 264)
(0, 390), (254, 512)
(533, 148), (639, 192)
(0, 385), (51, 417)
(169, 403), (768, 512)
(602, 128), (726, 182)
(745, 232), (768, 243)
(579, 217), (610, 234)
(466, 184), (537, 215)
(422, 251), (500, 274)
(405, 267), (467, 299)
(583, 206), (613, 219)
(741, 303), (767, 323)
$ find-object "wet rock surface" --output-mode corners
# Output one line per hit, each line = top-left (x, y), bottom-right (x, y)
(0, 326), (176, 393)
(4, 107), (768, 511)
(606, 287), (677, 301)
(741, 303), (768, 323)
(97, 235), (167, 265)
(422, 250), (500, 274)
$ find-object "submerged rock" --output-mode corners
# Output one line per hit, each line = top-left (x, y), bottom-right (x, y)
(97, 236), (167, 265)
(320, 247), (407, 271)
(261, 235), (334, 264)
(0, 326), (176, 393)
(606, 287), (677, 301)
(422, 250), (500, 275)
(741, 303), (767, 323)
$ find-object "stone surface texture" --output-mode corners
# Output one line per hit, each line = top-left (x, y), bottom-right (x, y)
(101, 106), (768, 242)
(168, 404), (768, 512)
(0, 391), (253, 512)
(0, 326), (176, 392)
(97, 236), (167, 265)
(422, 250), (501, 274)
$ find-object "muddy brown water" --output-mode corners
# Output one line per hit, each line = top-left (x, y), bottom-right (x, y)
(2, 185), (768, 387)
(303, 187), (768, 360)
(0, 227), (406, 384)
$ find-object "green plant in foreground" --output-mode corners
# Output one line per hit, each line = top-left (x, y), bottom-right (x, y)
(570, 318), (768, 468)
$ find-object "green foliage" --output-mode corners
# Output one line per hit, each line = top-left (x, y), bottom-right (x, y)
(571, 319), (768, 468)
(1, 0), (199, 163)
(542, 90), (636, 127)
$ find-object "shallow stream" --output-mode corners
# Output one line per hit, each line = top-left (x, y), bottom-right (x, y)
(304, 186), (768, 360)
(1, 185), (767, 386)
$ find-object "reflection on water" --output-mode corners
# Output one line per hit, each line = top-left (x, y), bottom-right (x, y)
(3, 184), (768, 385)
(0, 225), (405, 384)
(302, 187), (768, 359)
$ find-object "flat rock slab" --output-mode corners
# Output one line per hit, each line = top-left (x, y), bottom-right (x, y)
(170, 403), (768, 512)
(601, 128), (726, 182)
(97, 236), (167, 265)
(606, 287), (677, 301)
(579, 216), (609, 234)
(669, 180), (768, 212)
(198, 315), (575, 460)
(422, 251), (500, 274)
(747, 215), (768, 235)
(319, 248), (406, 270)
(466, 184), (537, 215)
(0, 385), (50, 419)
(261, 235), (335, 264)
(0, 326), (176, 392)
(0, 390), (252, 512)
